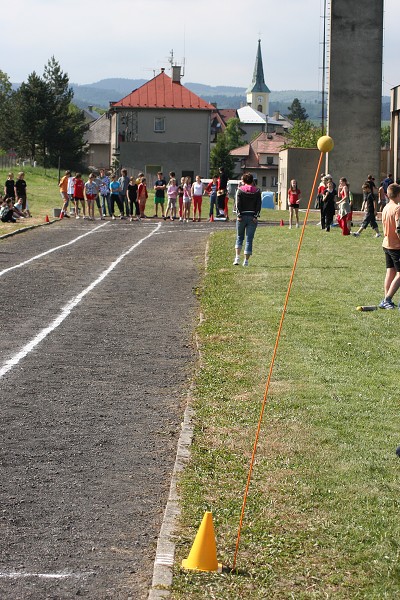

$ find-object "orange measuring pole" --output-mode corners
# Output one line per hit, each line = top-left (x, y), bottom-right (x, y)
(232, 137), (333, 570)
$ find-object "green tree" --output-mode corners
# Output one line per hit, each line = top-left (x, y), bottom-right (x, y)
(0, 70), (18, 151)
(381, 124), (390, 148)
(283, 120), (321, 149)
(210, 133), (235, 178)
(286, 98), (309, 121)
(43, 57), (87, 167)
(210, 117), (245, 178)
(15, 71), (51, 160)
(13, 58), (87, 167)
(224, 117), (245, 150)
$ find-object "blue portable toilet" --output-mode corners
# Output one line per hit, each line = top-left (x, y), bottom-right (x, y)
(261, 191), (275, 209)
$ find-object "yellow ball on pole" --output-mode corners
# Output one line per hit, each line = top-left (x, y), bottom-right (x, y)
(317, 135), (334, 153)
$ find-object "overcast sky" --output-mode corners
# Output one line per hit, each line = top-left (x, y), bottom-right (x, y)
(3, 0), (399, 96)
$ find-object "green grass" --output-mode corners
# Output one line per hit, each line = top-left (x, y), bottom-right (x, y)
(172, 223), (400, 599)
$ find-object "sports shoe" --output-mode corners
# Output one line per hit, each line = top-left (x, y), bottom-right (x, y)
(352, 232), (360, 237)
(296, 223), (299, 228)
(379, 298), (395, 309)
(375, 233), (381, 238)
(233, 256), (240, 265)
(243, 259), (249, 267)
(112, 215), (116, 220)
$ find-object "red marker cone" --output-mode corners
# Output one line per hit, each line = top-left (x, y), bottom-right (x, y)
(60, 211), (64, 220)
(210, 214), (214, 222)
(45, 215), (50, 223)
(280, 219), (284, 226)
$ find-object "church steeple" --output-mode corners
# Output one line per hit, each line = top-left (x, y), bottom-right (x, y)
(246, 39), (270, 116)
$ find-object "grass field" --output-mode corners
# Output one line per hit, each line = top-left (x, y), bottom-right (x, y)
(172, 222), (400, 598)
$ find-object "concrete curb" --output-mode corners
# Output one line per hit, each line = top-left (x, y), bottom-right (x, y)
(0, 218), (58, 240)
(148, 239), (209, 599)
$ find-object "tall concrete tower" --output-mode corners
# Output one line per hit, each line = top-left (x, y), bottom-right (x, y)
(246, 39), (270, 116)
(327, 0), (384, 201)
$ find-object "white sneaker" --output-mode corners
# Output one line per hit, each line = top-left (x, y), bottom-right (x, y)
(179, 217), (183, 221)
(233, 256), (240, 265)
(296, 223), (299, 228)
(75, 215), (80, 219)
(375, 233), (381, 238)
(243, 259), (249, 267)
(288, 225), (292, 229)
(112, 215), (116, 220)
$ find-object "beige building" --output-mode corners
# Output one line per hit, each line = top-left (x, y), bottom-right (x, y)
(108, 67), (213, 182)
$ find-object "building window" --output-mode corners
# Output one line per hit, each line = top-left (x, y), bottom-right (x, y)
(262, 177), (267, 187)
(154, 117), (165, 132)
(267, 156), (274, 165)
(271, 176), (278, 187)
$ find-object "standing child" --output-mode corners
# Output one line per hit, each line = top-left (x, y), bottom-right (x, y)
(287, 179), (301, 228)
(59, 170), (71, 218)
(177, 177), (184, 221)
(182, 177), (192, 223)
(191, 175), (204, 222)
(352, 183), (381, 237)
(73, 173), (86, 219)
(84, 173), (98, 220)
(166, 178), (178, 221)
(137, 177), (148, 218)
(205, 175), (218, 220)
(378, 183), (400, 309)
(336, 177), (351, 235)
(321, 180), (336, 232)
(127, 176), (139, 221)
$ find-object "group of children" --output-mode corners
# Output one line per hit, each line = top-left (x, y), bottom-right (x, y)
(287, 172), (388, 237)
(58, 168), (230, 223)
(1, 172), (31, 223)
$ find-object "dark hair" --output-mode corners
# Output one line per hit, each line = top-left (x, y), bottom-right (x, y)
(242, 172), (254, 184)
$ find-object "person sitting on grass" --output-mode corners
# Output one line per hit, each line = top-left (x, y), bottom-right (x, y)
(379, 183), (400, 309)
(352, 183), (381, 238)
(0, 197), (17, 223)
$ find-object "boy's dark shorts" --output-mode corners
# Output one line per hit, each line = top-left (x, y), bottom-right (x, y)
(361, 213), (378, 230)
(384, 248), (400, 271)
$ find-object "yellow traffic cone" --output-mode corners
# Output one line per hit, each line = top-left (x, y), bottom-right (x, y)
(181, 511), (222, 572)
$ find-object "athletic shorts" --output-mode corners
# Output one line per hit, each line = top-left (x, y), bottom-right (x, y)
(289, 203), (300, 209)
(155, 196), (165, 204)
(384, 247), (400, 272)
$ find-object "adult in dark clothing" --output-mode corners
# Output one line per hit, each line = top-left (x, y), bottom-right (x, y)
(4, 172), (15, 199)
(217, 167), (228, 216)
(233, 173), (261, 267)
(15, 172), (27, 210)
(321, 180), (336, 231)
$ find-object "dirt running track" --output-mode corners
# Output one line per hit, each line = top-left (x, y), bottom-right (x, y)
(0, 219), (223, 599)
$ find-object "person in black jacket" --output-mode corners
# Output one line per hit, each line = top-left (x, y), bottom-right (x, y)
(233, 173), (262, 266)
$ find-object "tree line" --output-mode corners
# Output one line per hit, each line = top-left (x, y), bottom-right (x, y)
(0, 57), (87, 169)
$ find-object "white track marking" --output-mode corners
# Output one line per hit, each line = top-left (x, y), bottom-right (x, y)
(0, 223), (108, 278)
(0, 571), (94, 579)
(0, 223), (161, 379)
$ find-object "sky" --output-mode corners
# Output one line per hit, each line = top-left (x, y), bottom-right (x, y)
(3, 0), (399, 96)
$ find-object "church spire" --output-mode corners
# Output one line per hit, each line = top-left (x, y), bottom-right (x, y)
(247, 39), (270, 94)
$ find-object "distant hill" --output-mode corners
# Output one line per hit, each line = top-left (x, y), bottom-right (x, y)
(11, 77), (391, 120)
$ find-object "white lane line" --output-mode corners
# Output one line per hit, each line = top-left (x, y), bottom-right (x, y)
(0, 571), (95, 579)
(0, 222), (108, 278)
(0, 223), (161, 379)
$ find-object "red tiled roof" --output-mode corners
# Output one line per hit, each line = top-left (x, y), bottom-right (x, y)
(230, 144), (250, 157)
(111, 71), (214, 110)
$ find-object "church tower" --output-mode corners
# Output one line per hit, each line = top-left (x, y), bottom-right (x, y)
(246, 39), (270, 116)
